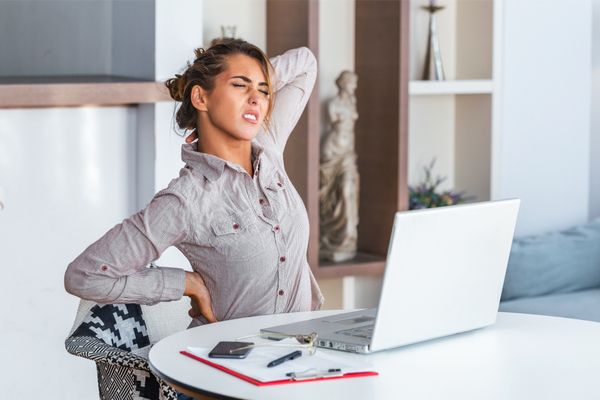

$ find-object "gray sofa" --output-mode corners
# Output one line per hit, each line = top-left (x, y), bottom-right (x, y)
(499, 218), (600, 322)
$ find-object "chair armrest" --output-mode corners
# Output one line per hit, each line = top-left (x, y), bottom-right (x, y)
(65, 335), (151, 371)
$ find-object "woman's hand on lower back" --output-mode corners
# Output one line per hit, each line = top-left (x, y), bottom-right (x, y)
(184, 271), (218, 323)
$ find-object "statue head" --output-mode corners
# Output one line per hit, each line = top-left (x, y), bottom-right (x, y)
(335, 70), (358, 94)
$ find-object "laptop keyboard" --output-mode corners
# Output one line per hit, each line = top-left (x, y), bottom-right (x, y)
(336, 324), (374, 339)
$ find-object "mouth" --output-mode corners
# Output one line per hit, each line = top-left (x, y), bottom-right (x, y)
(242, 112), (259, 125)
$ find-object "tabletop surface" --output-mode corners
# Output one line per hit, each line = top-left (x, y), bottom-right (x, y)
(149, 310), (600, 400)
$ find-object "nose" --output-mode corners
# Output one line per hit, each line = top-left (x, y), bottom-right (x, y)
(248, 91), (259, 105)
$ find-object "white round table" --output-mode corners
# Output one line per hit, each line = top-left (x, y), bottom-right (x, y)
(149, 310), (600, 400)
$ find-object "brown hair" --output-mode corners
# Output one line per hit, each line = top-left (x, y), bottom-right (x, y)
(165, 38), (274, 133)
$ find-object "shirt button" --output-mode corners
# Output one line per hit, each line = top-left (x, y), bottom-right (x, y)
(278, 290), (284, 296)
(259, 198), (265, 205)
(273, 225), (280, 232)
(277, 182), (283, 187)
(233, 223), (240, 230)
(280, 256), (286, 263)
(101, 265), (108, 272)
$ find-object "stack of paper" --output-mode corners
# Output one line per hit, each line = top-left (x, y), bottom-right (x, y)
(183, 338), (377, 386)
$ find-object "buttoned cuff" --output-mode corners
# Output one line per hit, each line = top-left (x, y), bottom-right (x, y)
(160, 267), (186, 301)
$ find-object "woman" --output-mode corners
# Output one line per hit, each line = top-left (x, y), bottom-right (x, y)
(65, 38), (324, 326)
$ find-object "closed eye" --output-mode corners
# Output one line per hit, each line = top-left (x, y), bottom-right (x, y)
(233, 83), (269, 96)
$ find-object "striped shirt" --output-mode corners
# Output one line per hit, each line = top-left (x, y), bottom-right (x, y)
(65, 47), (324, 326)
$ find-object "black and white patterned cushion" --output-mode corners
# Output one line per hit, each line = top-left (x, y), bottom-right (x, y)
(66, 303), (178, 400)
(71, 303), (150, 351)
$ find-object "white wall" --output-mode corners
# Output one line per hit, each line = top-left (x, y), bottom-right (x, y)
(202, 0), (266, 50)
(0, 107), (137, 398)
(496, 0), (592, 236)
(0, 1), (202, 398)
(319, 0), (355, 136)
(591, 0), (600, 220)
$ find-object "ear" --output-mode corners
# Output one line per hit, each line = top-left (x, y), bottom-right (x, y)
(191, 85), (209, 112)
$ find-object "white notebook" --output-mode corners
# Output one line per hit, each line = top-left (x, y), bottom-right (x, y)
(185, 338), (376, 383)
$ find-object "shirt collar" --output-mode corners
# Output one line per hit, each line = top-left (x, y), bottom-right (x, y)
(181, 141), (265, 182)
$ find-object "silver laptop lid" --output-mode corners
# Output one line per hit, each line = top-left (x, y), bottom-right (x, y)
(370, 199), (520, 352)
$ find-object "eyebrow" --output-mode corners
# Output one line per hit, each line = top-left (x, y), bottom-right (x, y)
(230, 75), (269, 87)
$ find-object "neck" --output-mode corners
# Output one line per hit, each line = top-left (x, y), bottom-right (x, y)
(196, 123), (253, 177)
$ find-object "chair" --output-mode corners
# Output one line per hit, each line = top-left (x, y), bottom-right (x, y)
(65, 297), (191, 400)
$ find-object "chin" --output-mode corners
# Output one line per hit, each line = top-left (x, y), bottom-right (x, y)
(233, 127), (261, 141)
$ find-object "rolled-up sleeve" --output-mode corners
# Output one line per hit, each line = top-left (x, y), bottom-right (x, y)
(64, 190), (190, 305)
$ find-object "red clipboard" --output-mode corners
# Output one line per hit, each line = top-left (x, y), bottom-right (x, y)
(180, 350), (378, 386)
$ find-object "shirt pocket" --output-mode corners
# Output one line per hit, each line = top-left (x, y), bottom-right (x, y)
(209, 209), (266, 261)
(265, 171), (296, 215)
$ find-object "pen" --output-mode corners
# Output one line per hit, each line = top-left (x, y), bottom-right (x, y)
(286, 368), (343, 380)
(267, 350), (302, 368)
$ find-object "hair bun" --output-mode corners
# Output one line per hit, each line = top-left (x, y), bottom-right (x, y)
(193, 47), (206, 63)
(165, 73), (185, 102)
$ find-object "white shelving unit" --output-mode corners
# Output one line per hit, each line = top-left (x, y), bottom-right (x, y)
(321, 0), (502, 310)
(409, 79), (494, 95)
(409, 0), (500, 204)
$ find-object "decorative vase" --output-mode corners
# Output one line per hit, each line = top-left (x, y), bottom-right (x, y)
(220, 25), (237, 38)
(422, 1), (446, 81)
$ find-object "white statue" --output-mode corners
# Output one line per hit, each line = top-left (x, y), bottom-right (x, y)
(319, 71), (360, 262)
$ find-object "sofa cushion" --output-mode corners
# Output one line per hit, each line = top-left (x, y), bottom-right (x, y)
(501, 218), (600, 301)
(499, 288), (600, 322)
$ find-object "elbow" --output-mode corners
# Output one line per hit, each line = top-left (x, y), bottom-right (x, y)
(300, 46), (317, 71)
(64, 259), (112, 302)
(299, 47), (318, 91)
(64, 260), (88, 299)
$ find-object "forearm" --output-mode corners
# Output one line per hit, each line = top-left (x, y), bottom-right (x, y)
(64, 190), (190, 305)
(259, 47), (318, 152)
(65, 257), (186, 305)
(270, 47), (317, 93)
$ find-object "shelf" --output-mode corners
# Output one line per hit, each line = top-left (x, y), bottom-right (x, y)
(0, 76), (171, 108)
(267, 0), (408, 279)
(409, 80), (493, 96)
(318, 252), (386, 279)
(408, 0), (498, 207)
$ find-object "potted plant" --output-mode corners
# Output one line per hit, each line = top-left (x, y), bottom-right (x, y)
(409, 159), (473, 209)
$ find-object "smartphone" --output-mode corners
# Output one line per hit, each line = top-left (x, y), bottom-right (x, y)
(208, 341), (254, 359)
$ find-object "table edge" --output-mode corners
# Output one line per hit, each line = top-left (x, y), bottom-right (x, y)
(149, 360), (242, 400)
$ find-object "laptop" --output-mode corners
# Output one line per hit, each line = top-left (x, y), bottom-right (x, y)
(261, 199), (520, 354)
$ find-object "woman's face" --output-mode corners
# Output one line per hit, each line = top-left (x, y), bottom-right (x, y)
(197, 53), (270, 142)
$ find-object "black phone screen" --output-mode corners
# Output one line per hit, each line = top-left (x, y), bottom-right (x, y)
(208, 341), (254, 359)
